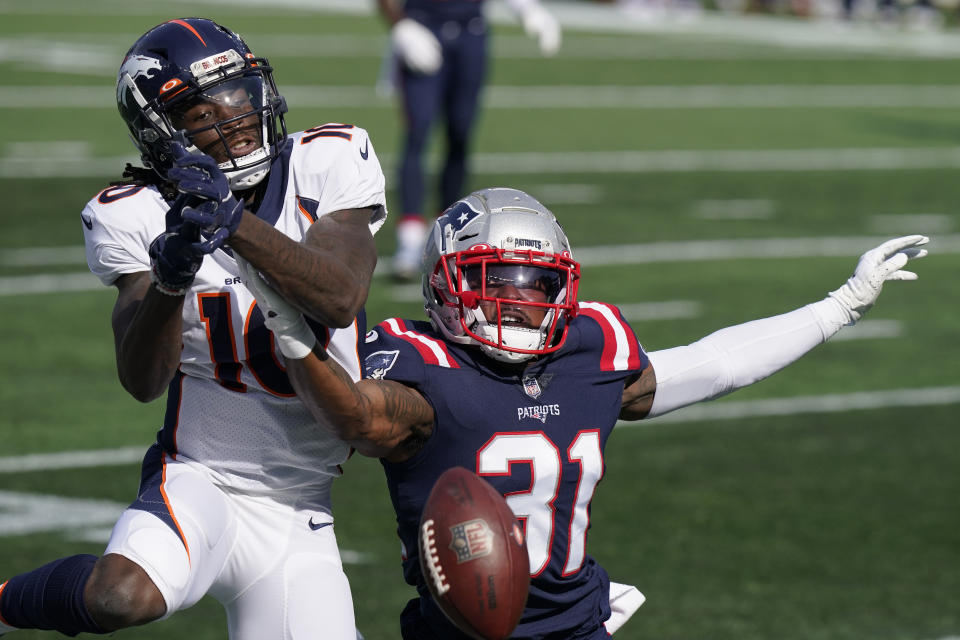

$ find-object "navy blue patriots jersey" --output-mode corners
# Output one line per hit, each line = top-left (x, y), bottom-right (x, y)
(363, 302), (649, 639)
(404, 0), (483, 23)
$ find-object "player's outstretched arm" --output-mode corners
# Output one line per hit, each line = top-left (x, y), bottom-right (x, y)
(237, 258), (434, 459)
(622, 235), (929, 420)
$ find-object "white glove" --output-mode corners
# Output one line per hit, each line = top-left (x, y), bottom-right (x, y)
(391, 18), (442, 74)
(828, 234), (929, 324)
(236, 257), (316, 360)
(520, 3), (561, 56)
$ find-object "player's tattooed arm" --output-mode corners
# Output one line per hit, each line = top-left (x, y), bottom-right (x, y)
(619, 365), (657, 421)
(356, 379), (435, 462)
(227, 207), (378, 329)
(285, 345), (435, 459)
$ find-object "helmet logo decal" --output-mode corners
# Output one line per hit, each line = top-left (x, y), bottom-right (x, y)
(365, 350), (400, 380)
(119, 54), (162, 82)
(169, 19), (207, 46)
(437, 201), (481, 232)
(436, 201), (482, 252)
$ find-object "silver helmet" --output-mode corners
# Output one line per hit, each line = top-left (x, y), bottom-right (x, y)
(422, 188), (581, 364)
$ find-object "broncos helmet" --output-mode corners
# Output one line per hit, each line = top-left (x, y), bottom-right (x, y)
(116, 18), (288, 190)
(423, 188), (581, 364)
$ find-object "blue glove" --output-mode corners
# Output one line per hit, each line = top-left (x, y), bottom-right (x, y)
(148, 203), (223, 295)
(165, 143), (244, 241)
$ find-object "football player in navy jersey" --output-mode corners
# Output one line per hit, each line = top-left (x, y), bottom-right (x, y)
(0, 18), (385, 640)
(376, 0), (561, 281)
(238, 187), (927, 639)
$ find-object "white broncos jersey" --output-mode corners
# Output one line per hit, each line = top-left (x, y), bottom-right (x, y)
(81, 125), (387, 513)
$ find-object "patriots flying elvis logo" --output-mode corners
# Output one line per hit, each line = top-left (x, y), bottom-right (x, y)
(364, 350), (399, 380)
(436, 201), (482, 252)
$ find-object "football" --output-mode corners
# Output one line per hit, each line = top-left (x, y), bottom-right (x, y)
(418, 466), (530, 640)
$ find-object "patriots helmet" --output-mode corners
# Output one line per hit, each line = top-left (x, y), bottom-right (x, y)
(116, 17), (288, 190)
(423, 188), (581, 364)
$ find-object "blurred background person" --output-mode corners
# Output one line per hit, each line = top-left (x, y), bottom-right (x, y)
(376, 0), (561, 281)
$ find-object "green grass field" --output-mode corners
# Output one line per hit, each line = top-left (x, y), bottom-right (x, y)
(1, 2), (958, 639)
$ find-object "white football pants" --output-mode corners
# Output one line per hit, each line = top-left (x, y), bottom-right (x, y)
(104, 457), (356, 640)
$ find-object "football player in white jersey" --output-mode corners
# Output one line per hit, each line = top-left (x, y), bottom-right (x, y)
(0, 18), (385, 640)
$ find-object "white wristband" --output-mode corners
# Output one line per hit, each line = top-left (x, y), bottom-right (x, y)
(266, 315), (317, 360)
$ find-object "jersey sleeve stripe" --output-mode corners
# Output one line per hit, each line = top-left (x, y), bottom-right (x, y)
(578, 302), (642, 371)
(380, 318), (460, 368)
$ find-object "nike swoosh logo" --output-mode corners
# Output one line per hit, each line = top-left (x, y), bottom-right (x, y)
(80, 213), (93, 230)
(359, 139), (369, 160)
(308, 517), (332, 531)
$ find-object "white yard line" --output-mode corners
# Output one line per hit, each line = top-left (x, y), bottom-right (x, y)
(869, 214), (955, 235)
(571, 233), (960, 265)
(620, 385), (960, 426)
(694, 199), (777, 220)
(480, 84), (960, 108)
(472, 148), (960, 174)
(7, 84), (960, 109)
(618, 300), (703, 321)
(0, 447), (145, 473)
(829, 319), (902, 341)
(0, 487), (375, 561)
(0, 490), (127, 536)
(0, 272), (102, 296)
(0, 246), (87, 267)
(10, 147), (960, 180)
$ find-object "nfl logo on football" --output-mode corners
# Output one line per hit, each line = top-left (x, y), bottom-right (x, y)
(449, 519), (493, 563)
